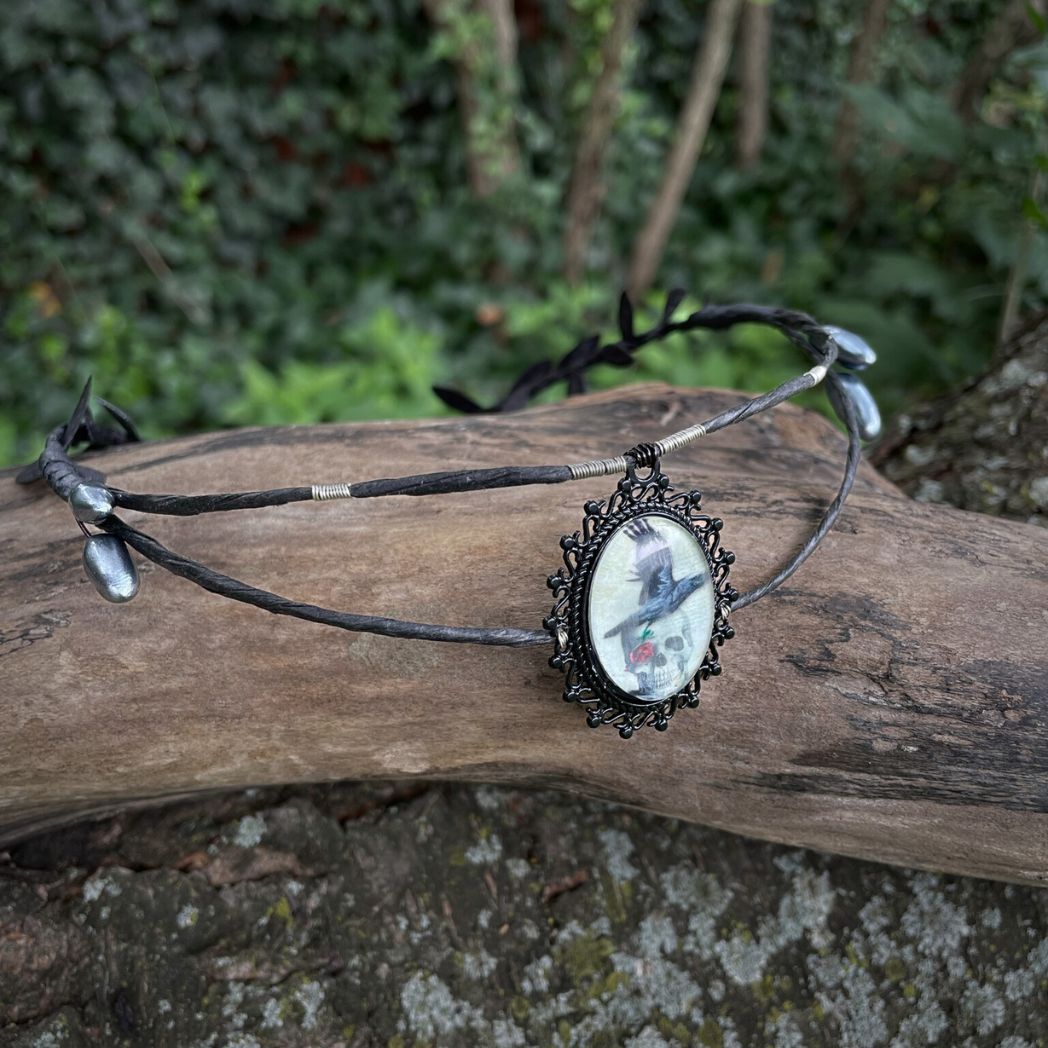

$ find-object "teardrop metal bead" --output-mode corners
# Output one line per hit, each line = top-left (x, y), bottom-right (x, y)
(83, 534), (140, 603)
(824, 325), (877, 370)
(69, 482), (114, 523)
(830, 372), (882, 442)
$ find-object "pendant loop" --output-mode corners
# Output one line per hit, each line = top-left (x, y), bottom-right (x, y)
(624, 442), (660, 471)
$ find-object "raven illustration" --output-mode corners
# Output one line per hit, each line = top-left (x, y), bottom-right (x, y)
(603, 518), (709, 642)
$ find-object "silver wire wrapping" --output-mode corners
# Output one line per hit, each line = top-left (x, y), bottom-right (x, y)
(567, 426), (709, 479)
(655, 423), (708, 457)
(567, 456), (630, 480)
(311, 483), (353, 501)
(567, 421), (711, 479)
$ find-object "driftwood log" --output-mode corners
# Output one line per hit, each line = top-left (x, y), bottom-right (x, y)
(1, 384), (1046, 884)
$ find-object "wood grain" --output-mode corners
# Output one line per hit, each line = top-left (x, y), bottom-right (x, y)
(1, 384), (1046, 883)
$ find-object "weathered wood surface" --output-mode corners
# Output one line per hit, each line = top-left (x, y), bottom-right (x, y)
(1, 384), (1046, 883)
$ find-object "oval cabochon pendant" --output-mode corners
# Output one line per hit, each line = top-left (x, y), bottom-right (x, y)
(546, 461), (736, 738)
(588, 515), (715, 703)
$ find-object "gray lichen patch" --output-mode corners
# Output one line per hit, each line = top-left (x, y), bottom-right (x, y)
(2, 782), (1046, 1047)
(231, 814), (266, 849)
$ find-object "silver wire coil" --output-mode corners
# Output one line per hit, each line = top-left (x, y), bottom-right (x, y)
(311, 483), (353, 501)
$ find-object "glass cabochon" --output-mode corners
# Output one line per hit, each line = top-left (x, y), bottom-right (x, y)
(586, 514), (715, 702)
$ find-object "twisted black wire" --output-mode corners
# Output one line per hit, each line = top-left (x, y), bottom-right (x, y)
(100, 515), (549, 647)
(25, 292), (862, 645)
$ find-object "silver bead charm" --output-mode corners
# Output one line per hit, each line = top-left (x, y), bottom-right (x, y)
(824, 325), (877, 370)
(831, 372), (882, 442)
(82, 534), (140, 603)
(69, 482), (114, 523)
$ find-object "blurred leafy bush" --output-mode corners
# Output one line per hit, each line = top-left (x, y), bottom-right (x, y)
(0, 0), (1045, 466)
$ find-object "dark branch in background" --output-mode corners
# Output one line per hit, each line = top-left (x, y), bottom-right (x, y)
(832, 0), (891, 169)
(626, 0), (743, 298)
(952, 0), (1046, 123)
(421, 0), (521, 198)
(562, 0), (645, 283)
(736, 0), (773, 171)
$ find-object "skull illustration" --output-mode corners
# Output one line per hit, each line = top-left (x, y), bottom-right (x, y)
(626, 604), (698, 700)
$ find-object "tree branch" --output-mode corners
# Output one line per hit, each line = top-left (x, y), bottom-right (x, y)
(627, 0), (742, 298)
(563, 0), (645, 283)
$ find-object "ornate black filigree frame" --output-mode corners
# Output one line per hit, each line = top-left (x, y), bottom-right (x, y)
(545, 460), (736, 738)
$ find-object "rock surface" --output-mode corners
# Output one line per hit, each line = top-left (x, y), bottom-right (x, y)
(2, 782), (1047, 1048)
(875, 311), (1048, 528)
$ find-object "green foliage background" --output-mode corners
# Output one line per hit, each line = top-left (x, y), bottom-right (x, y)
(1, 0), (1045, 466)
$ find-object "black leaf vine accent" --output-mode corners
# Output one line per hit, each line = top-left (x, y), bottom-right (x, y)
(435, 290), (826, 415)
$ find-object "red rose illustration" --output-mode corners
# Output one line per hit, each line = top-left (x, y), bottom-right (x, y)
(629, 641), (656, 666)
